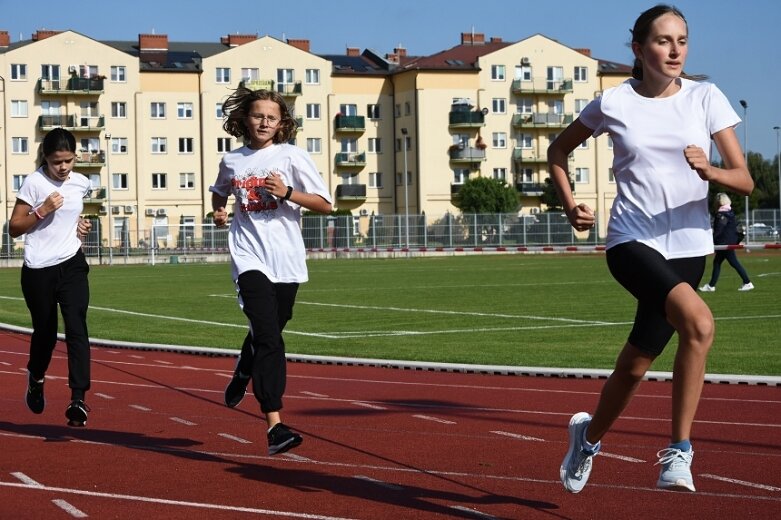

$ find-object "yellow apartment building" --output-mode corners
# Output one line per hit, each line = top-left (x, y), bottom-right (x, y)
(0, 28), (630, 251)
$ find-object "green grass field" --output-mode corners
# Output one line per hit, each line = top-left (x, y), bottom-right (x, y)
(1, 252), (779, 375)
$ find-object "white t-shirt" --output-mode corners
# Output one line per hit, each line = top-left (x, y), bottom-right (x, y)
(578, 78), (740, 259)
(16, 168), (91, 268)
(209, 143), (332, 283)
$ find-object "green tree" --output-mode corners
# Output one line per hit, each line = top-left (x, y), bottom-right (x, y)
(540, 175), (573, 211)
(454, 176), (519, 214)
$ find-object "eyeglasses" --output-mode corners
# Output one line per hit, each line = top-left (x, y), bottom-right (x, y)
(249, 114), (280, 125)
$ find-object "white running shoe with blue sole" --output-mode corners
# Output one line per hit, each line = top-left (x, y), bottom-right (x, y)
(560, 412), (600, 493)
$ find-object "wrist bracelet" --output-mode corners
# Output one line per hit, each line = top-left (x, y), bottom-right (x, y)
(282, 186), (293, 201)
(33, 208), (44, 220)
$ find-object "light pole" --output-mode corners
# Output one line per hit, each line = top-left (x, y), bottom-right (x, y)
(739, 100), (750, 242)
(775, 126), (781, 227)
(401, 127), (409, 249)
(104, 132), (112, 265)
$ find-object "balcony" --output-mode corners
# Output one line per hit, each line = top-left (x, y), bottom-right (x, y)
(515, 182), (546, 196)
(334, 114), (366, 133)
(512, 148), (547, 164)
(38, 77), (105, 95)
(335, 184), (367, 200)
(38, 115), (105, 132)
(295, 117), (303, 132)
(448, 110), (485, 128)
(83, 186), (107, 203)
(448, 146), (486, 164)
(75, 151), (106, 168)
(335, 152), (366, 168)
(511, 78), (573, 95)
(450, 183), (464, 195)
(239, 79), (274, 91)
(276, 81), (303, 97)
(512, 112), (574, 129)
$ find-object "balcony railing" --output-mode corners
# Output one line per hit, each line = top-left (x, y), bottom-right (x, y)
(38, 115), (105, 131)
(334, 115), (366, 132)
(512, 148), (547, 163)
(83, 186), (107, 203)
(239, 79), (275, 91)
(75, 151), (106, 167)
(276, 81), (303, 96)
(448, 146), (486, 163)
(515, 182), (546, 196)
(512, 112), (574, 128)
(335, 152), (366, 168)
(38, 77), (105, 95)
(448, 110), (485, 128)
(511, 78), (573, 95)
(335, 184), (367, 200)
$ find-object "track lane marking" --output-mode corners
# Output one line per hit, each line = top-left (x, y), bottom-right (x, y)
(413, 414), (456, 424)
(52, 499), (88, 518)
(700, 474), (781, 492)
(218, 433), (252, 444)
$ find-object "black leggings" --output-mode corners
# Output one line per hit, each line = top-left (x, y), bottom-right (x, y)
(21, 250), (90, 399)
(235, 270), (299, 414)
(606, 242), (705, 357)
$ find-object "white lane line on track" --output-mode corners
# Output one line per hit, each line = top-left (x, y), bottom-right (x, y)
(129, 404), (151, 412)
(154, 360), (173, 365)
(52, 499), (88, 518)
(490, 430), (545, 442)
(301, 391), (329, 398)
(129, 355), (144, 360)
(170, 417), (197, 426)
(282, 453), (311, 462)
(11, 472), (43, 487)
(450, 505), (497, 519)
(0, 481), (358, 519)
(94, 393), (114, 400)
(0, 361), (10, 366)
(700, 474), (781, 492)
(354, 475), (403, 491)
(352, 401), (387, 410)
(218, 433), (252, 444)
(412, 414), (456, 425)
(599, 452), (646, 463)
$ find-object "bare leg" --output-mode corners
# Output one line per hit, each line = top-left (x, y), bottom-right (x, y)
(664, 283), (714, 442)
(586, 343), (654, 444)
(266, 410), (281, 430)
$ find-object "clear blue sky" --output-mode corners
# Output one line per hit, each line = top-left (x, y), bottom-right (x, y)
(2, 0), (779, 160)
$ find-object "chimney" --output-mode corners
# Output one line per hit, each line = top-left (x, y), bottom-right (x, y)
(287, 39), (310, 52)
(0, 31), (9, 48)
(575, 48), (592, 57)
(490, 37), (503, 43)
(346, 47), (360, 57)
(32, 30), (61, 41)
(220, 34), (258, 47)
(139, 33), (168, 51)
(385, 53), (399, 64)
(394, 46), (407, 58)
(460, 32), (485, 45)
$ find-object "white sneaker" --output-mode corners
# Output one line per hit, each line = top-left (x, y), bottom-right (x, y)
(656, 447), (695, 492)
(699, 284), (716, 292)
(738, 282), (754, 291)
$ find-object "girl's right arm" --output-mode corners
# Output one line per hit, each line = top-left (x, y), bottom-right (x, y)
(547, 119), (597, 229)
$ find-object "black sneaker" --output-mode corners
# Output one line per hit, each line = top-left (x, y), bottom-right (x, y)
(267, 423), (303, 455)
(224, 372), (250, 408)
(26, 374), (45, 414)
(65, 400), (90, 427)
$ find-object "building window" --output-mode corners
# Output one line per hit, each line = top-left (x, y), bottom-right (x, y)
(216, 102), (225, 119)
(241, 68), (259, 82)
(575, 167), (590, 183)
(517, 133), (533, 149)
(607, 136), (614, 149)
(492, 132), (507, 148)
(404, 102), (411, 116)
(217, 137), (231, 152)
(11, 100), (28, 117)
(575, 99), (589, 114)
(111, 102), (127, 118)
(216, 67), (231, 83)
(453, 169), (470, 184)
(179, 172), (195, 189)
(306, 138), (321, 154)
(112, 173), (128, 190)
(491, 64), (506, 81)
(578, 140), (588, 149)
(574, 66), (588, 82)
(277, 69), (294, 93)
(518, 168), (533, 184)
(517, 98), (533, 114)
(178, 138), (194, 153)
(110, 137), (128, 154)
(608, 168), (615, 182)
(516, 65), (532, 81)
(369, 172), (383, 188)
(368, 138), (381, 153)
(493, 168), (507, 182)
(151, 137), (167, 153)
(12, 175), (27, 191)
(12, 137), (28, 154)
(10, 64), (27, 80)
(305, 68), (320, 84)
(177, 103), (193, 119)
(150, 102), (166, 119)
(492, 98), (506, 114)
(152, 173), (167, 189)
(367, 104), (381, 119)
(394, 104), (401, 117)
(110, 66), (126, 82)
(306, 103), (320, 119)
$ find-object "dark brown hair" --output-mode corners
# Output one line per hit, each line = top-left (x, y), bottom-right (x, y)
(630, 4), (688, 80)
(38, 127), (77, 167)
(221, 87), (297, 144)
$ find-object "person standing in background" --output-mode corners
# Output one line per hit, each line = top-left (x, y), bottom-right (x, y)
(699, 193), (754, 292)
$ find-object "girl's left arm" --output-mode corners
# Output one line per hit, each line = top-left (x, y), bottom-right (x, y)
(685, 127), (754, 195)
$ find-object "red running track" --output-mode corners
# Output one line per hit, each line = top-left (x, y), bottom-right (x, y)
(1, 329), (779, 519)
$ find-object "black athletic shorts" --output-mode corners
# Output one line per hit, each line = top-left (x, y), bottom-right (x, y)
(606, 241), (706, 356)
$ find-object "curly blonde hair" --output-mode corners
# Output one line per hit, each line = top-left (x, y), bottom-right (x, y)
(221, 87), (297, 144)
